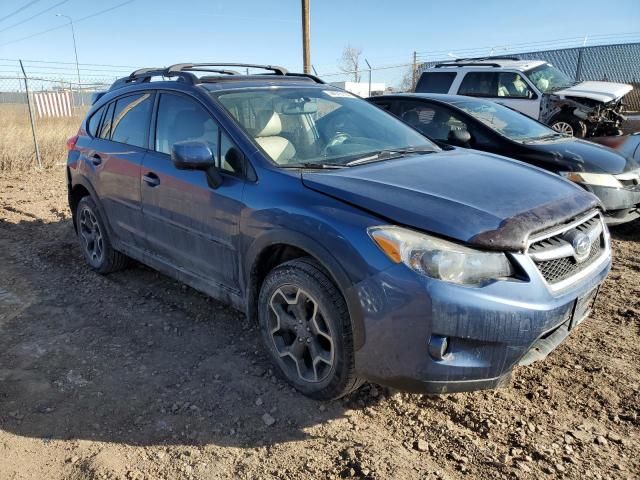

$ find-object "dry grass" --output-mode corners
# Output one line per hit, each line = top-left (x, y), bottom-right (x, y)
(0, 104), (85, 171)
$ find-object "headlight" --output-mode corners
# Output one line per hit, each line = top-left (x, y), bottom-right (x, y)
(368, 226), (514, 285)
(560, 172), (622, 188)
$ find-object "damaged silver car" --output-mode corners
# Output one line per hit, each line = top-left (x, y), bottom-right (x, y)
(415, 58), (633, 138)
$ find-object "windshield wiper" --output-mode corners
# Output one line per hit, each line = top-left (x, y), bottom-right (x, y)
(281, 162), (345, 169)
(523, 132), (567, 143)
(345, 147), (434, 166)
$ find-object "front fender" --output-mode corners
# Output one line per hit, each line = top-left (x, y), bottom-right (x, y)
(243, 228), (368, 350)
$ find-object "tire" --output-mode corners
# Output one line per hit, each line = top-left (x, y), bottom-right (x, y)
(258, 258), (363, 400)
(549, 113), (587, 138)
(75, 196), (129, 274)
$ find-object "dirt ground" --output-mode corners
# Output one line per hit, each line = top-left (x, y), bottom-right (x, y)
(0, 169), (638, 480)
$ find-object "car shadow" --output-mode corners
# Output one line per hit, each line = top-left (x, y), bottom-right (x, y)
(609, 216), (640, 241)
(0, 215), (385, 449)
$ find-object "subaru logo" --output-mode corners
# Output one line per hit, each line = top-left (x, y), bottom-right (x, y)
(571, 233), (591, 262)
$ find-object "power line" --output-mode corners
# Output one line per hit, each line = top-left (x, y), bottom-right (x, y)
(0, 57), (138, 68)
(0, 0), (43, 24)
(0, 0), (69, 34)
(414, 32), (640, 58)
(0, 0), (136, 47)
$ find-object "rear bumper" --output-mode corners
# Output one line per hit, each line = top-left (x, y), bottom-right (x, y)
(351, 251), (610, 394)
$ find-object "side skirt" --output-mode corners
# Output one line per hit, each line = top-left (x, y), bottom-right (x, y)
(113, 239), (245, 313)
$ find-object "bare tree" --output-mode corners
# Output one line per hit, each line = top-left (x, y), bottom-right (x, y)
(339, 45), (363, 82)
(398, 66), (414, 92)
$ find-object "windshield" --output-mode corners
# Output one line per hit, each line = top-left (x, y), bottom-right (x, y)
(213, 87), (437, 167)
(451, 99), (561, 142)
(525, 63), (574, 93)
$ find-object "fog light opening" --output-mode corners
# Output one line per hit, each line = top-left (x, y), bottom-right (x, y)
(428, 335), (449, 360)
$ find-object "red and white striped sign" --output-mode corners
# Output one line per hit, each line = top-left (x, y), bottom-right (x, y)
(33, 91), (73, 118)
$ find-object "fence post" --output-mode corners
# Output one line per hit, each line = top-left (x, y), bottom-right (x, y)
(19, 60), (42, 169)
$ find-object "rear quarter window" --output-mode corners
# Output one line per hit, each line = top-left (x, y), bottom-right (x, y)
(87, 106), (104, 137)
(415, 72), (456, 93)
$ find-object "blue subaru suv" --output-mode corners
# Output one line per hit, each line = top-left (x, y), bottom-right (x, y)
(66, 63), (611, 399)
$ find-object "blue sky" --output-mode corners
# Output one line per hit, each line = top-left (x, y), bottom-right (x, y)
(1, 0), (639, 86)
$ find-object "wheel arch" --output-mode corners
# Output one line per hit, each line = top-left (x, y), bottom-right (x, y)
(67, 171), (113, 236)
(244, 230), (366, 350)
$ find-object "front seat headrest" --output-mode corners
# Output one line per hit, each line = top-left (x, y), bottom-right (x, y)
(250, 111), (283, 137)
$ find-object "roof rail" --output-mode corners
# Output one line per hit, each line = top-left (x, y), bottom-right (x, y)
(108, 62), (322, 93)
(434, 62), (501, 68)
(455, 55), (520, 62)
(167, 63), (289, 76)
(432, 55), (522, 69)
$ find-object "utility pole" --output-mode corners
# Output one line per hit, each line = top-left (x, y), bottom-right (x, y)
(411, 51), (417, 90)
(365, 58), (372, 96)
(301, 0), (311, 74)
(56, 13), (82, 105)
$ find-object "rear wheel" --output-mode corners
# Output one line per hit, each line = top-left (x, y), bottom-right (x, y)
(549, 113), (587, 138)
(258, 258), (363, 400)
(76, 196), (128, 273)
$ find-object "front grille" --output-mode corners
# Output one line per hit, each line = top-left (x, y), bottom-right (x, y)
(536, 240), (602, 283)
(528, 212), (607, 288)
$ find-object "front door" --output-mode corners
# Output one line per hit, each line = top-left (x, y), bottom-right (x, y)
(140, 92), (246, 291)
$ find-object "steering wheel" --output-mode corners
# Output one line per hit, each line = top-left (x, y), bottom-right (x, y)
(323, 132), (351, 155)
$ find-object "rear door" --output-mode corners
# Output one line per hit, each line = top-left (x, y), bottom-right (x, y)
(457, 71), (541, 119)
(88, 92), (154, 249)
(140, 91), (246, 291)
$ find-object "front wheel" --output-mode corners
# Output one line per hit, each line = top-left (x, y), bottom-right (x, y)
(549, 114), (587, 138)
(258, 258), (363, 400)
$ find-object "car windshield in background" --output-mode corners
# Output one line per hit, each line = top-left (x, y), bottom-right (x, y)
(451, 99), (561, 142)
(213, 87), (437, 167)
(525, 63), (575, 93)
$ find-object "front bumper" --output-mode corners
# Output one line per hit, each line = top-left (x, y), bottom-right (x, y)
(351, 250), (611, 394)
(587, 184), (640, 225)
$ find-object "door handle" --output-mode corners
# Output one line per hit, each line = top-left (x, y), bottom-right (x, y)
(89, 153), (102, 166)
(143, 172), (160, 187)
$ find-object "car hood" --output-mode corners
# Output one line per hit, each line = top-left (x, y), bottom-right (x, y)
(590, 133), (640, 162)
(301, 149), (600, 252)
(526, 138), (640, 174)
(553, 81), (633, 103)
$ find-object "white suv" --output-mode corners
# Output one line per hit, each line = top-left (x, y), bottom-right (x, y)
(415, 57), (633, 138)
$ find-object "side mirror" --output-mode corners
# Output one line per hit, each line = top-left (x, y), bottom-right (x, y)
(448, 129), (471, 146)
(171, 140), (223, 189)
(171, 140), (215, 170)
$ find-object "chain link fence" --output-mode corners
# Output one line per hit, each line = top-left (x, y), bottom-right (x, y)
(419, 42), (640, 112)
(0, 74), (114, 171)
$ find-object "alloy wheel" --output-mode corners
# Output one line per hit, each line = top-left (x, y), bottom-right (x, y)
(79, 207), (104, 265)
(267, 285), (335, 383)
(551, 121), (574, 136)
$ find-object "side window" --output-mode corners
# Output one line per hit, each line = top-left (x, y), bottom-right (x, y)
(415, 72), (456, 93)
(372, 101), (393, 111)
(99, 102), (115, 139)
(496, 72), (534, 98)
(220, 131), (242, 175)
(111, 93), (153, 148)
(397, 100), (490, 147)
(458, 72), (499, 97)
(87, 106), (104, 137)
(397, 101), (464, 142)
(155, 94), (219, 156)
